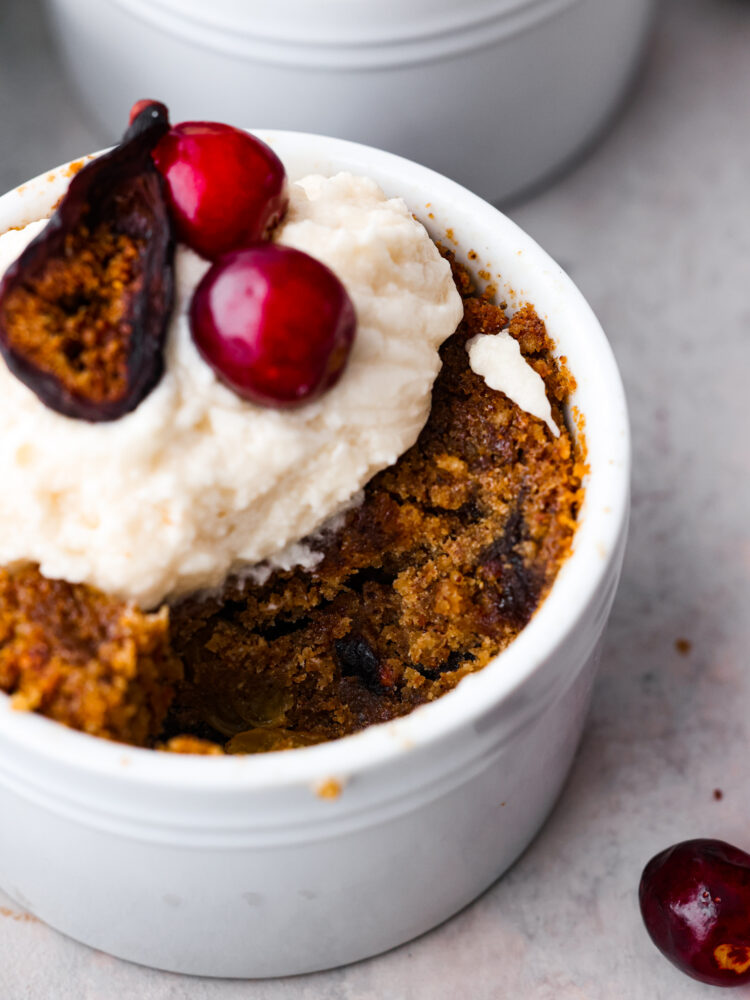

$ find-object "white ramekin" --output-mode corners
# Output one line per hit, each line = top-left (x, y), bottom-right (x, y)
(43, 0), (653, 202)
(0, 132), (629, 978)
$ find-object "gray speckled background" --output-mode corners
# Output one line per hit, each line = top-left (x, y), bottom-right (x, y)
(1, 0), (749, 996)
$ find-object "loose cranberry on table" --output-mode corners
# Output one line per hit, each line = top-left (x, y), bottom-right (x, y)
(190, 244), (357, 408)
(639, 839), (750, 987)
(151, 120), (288, 259)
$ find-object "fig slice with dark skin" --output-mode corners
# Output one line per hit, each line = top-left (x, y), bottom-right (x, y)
(0, 101), (175, 422)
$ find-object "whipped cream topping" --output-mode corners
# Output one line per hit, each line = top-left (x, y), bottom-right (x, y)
(0, 172), (463, 608)
(466, 331), (559, 437)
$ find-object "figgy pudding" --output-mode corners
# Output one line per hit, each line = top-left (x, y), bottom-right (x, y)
(0, 103), (583, 753)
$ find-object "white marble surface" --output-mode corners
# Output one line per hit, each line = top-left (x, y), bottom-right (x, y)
(1, 0), (749, 996)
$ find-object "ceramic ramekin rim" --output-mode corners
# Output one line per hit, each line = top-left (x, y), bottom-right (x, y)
(0, 131), (630, 791)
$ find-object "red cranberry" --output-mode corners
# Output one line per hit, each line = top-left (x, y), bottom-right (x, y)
(639, 839), (750, 986)
(152, 122), (288, 259)
(190, 244), (356, 407)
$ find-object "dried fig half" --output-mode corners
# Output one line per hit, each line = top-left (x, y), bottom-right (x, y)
(0, 101), (174, 421)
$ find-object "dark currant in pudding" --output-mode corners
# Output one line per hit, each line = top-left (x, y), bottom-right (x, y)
(640, 838), (750, 987)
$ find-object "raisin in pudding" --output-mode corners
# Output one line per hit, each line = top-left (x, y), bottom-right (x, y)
(0, 103), (583, 754)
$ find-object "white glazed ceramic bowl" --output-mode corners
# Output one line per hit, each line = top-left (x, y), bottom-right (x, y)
(0, 133), (629, 978)
(44, 0), (654, 202)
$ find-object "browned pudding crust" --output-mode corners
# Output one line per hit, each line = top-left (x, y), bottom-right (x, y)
(0, 262), (583, 753)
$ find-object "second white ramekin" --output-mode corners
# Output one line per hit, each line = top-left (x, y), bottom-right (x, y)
(44, 0), (653, 202)
(0, 132), (629, 977)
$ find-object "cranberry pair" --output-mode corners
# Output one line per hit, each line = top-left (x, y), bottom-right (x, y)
(149, 106), (356, 408)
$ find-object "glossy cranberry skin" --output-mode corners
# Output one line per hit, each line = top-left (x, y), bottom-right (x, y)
(190, 244), (356, 407)
(152, 122), (288, 259)
(639, 839), (750, 986)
